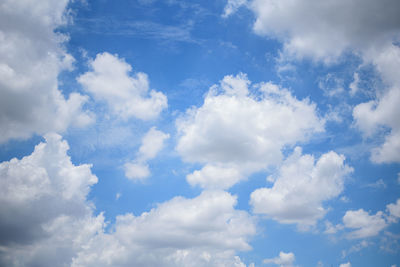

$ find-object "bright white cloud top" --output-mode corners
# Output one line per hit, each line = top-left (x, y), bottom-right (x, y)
(0, 0), (399, 266)
(177, 73), (324, 189)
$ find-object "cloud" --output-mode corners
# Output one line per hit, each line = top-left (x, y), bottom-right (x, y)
(71, 190), (255, 267)
(0, 133), (102, 266)
(222, 0), (247, 18)
(0, 0), (93, 143)
(263, 251), (295, 267)
(339, 263), (351, 267)
(0, 135), (255, 266)
(246, 0), (400, 63)
(250, 147), (353, 226)
(387, 199), (400, 221)
(353, 74), (400, 163)
(342, 209), (388, 239)
(78, 52), (167, 120)
(124, 127), (169, 180)
(176, 73), (324, 189)
(226, 0), (400, 163)
(363, 178), (387, 189)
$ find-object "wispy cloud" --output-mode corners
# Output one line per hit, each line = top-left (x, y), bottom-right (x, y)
(74, 18), (196, 43)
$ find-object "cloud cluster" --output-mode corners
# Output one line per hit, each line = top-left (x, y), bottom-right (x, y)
(177, 73), (324, 189)
(78, 52), (168, 120)
(246, 0), (400, 63)
(224, 0), (400, 163)
(72, 190), (255, 267)
(125, 127), (170, 180)
(0, 134), (102, 266)
(0, 135), (255, 266)
(0, 0), (93, 143)
(250, 147), (353, 226)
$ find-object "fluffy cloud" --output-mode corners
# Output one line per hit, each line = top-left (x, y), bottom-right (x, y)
(342, 209), (388, 239)
(263, 251), (295, 267)
(228, 0), (400, 163)
(176, 73), (324, 189)
(387, 199), (400, 221)
(0, 0), (93, 143)
(124, 127), (169, 180)
(245, 0), (400, 63)
(353, 46), (400, 163)
(71, 190), (255, 267)
(78, 52), (168, 120)
(250, 147), (353, 226)
(0, 135), (255, 266)
(0, 133), (102, 266)
(339, 263), (351, 267)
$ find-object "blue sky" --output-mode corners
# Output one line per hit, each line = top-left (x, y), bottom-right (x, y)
(0, 0), (400, 266)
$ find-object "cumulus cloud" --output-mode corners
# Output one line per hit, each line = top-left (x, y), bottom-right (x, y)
(246, 0), (400, 63)
(342, 209), (388, 239)
(78, 52), (168, 120)
(263, 251), (295, 267)
(0, 133), (102, 266)
(250, 147), (353, 226)
(71, 190), (255, 267)
(176, 73), (324, 189)
(232, 0), (400, 163)
(0, 135), (255, 266)
(0, 0), (93, 143)
(124, 127), (169, 180)
(353, 73), (400, 163)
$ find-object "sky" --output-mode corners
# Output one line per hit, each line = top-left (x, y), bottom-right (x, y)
(0, 0), (400, 266)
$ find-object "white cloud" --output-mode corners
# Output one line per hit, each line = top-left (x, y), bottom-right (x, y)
(324, 221), (344, 235)
(0, 135), (255, 266)
(124, 127), (169, 180)
(222, 0), (247, 18)
(0, 0), (93, 143)
(78, 52), (167, 120)
(71, 190), (255, 267)
(247, 0), (400, 63)
(137, 127), (170, 161)
(339, 262), (351, 267)
(387, 199), (400, 221)
(250, 147), (352, 226)
(0, 133), (102, 266)
(353, 77), (400, 163)
(176, 73), (324, 189)
(124, 162), (150, 180)
(263, 251), (295, 267)
(342, 209), (388, 239)
(235, 0), (400, 163)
